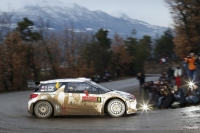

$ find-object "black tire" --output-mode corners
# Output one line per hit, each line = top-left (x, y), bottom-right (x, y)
(34, 101), (53, 118)
(107, 99), (125, 117)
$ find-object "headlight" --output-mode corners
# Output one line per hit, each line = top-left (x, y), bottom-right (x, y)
(123, 94), (136, 100)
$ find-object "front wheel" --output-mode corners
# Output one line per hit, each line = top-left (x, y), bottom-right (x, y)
(34, 101), (53, 118)
(107, 99), (125, 117)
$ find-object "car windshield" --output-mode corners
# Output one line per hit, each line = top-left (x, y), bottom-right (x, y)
(89, 81), (112, 92)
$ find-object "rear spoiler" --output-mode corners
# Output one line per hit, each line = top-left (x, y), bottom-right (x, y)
(27, 80), (40, 89)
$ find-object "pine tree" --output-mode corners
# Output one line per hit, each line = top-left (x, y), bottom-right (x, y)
(16, 17), (41, 41)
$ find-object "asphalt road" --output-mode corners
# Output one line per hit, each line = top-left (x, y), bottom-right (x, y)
(0, 77), (200, 133)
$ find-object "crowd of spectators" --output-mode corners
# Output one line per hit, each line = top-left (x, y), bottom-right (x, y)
(140, 52), (200, 109)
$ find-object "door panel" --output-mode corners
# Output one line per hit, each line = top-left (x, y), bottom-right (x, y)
(62, 82), (104, 115)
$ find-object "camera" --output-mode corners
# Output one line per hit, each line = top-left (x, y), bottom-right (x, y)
(186, 56), (191, 59)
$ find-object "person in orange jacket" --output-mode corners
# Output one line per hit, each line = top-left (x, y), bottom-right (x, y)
(185, 53), (196, 81)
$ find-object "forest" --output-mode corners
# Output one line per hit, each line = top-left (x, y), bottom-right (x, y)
(0, 0), (199, 92)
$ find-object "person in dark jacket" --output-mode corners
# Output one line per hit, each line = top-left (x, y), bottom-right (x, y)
(137, 72), (145, 96)
(167, 67), (174, 83)
(185, 84), (200, 104)
(195, 53), (200, 88)
(162, 85), (175, 109)
(156, 85), (170, 109)
(171, 86), (186, 108)
(158, 72), (169, 84)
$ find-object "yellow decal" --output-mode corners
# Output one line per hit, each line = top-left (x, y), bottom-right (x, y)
(55, 82), (60, 89)
(97, 97), (101, 102)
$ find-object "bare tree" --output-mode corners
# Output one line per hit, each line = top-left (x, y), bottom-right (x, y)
(165, 0), (200, 56)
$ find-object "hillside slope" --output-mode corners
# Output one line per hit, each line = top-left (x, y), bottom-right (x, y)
(144, 62), (168, 74)
(144, 59), (182, 74)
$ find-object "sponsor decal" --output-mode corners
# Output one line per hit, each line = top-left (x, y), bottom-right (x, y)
(82, 96), (101, 102)
(56, 82), (61, 89)
(40, 85), (54, 91)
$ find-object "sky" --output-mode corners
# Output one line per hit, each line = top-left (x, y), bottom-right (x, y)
(0, 0), (173, 27)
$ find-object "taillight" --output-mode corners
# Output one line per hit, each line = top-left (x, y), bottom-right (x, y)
(30, 94), (38, 99)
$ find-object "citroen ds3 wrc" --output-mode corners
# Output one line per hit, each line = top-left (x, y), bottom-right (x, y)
(27, 78), (137, 118)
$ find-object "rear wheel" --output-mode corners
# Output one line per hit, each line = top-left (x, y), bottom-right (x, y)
(107, 99), (125, 117)
(34, 101), (53, 118)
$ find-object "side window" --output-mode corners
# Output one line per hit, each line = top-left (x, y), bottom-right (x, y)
(86, 84), (100, 94)
(66, 82), (87, 93)
(65, 82), (99, 94)
(39, 83), (56, 92)
(39, 82), (63, 92)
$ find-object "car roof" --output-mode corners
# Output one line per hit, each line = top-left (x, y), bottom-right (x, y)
(40, 78), (91, 84)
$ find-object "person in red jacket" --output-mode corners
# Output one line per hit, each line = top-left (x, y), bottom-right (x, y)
(174, 64), (182, 87)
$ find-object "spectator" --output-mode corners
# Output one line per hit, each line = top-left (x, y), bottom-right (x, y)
(166, 66), (174, 85)
(171, 64), (178, 85)
(152, 81), (162, 105)
(182, 56), (189, 79)
(171, 86), (186, 108)
(162, 86), (174, 109)
(137, 72), (145, 96)
(116, 67), (121, 79)
(158, 72), (169, 84)
(161, 57), (166, 64)
(103, 70), (111, 81)
(194, 53), (200, 88)
(143, 81), (154, 100)
(165, 57), (169, 63)
(185, 84), (200, 105)
(93, 73), (100, 83)
(174, 64), (182, 87)
(156, 85), (170, 109)
(185, 53), (196, 81)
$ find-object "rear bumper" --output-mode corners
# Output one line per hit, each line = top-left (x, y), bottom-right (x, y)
(28, 100), (34, 115)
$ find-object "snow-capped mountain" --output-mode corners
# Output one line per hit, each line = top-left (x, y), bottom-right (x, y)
(9, 0), (167, 38)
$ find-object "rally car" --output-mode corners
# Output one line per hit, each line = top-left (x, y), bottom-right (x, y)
(27, 78), (137, 118)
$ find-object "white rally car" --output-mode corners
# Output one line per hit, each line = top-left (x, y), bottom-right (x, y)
(27, 78), (137, 118)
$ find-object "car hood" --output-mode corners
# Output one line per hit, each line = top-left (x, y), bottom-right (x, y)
(111, 90), (133, 96)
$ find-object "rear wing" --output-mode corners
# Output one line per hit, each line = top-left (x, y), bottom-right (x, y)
(27, 80), (40, 89)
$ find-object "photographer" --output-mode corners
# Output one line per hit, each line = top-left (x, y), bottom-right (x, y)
(185, 84), (200, 105)
(162, 85), (174, 109)
(143, 81), (155, 101)
(184, 53), (196, 81)
(156, 85), (170, 109)
(151, 81), (161, 106)
(171, 86), (186, 108)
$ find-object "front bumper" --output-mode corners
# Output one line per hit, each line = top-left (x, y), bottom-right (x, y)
(126, 100), (137, 114)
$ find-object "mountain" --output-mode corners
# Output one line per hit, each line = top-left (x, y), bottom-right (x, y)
(9, 0), (167, 38)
